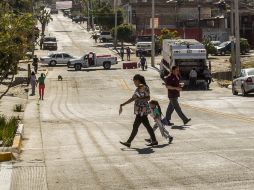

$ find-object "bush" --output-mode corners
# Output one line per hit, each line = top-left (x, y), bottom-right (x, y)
(240, 38), (250, 54)
(203, 39), (217, 58)
(14, 104), (24, 112)
(0, 116), (19, 146)
(159, 29), (178, 45)
(0, 115), (7, 141)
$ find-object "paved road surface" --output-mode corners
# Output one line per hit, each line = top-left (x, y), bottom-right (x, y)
(1, 13), (254, 190)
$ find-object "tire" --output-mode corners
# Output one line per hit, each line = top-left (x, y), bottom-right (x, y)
(102, 38), (106, 43)
(103, 62), (111, 70)
(241, 85), (247, 96)
(75, 64), (82, 71)
(232, 87), (238, 95)
(49, 60), (57, 66)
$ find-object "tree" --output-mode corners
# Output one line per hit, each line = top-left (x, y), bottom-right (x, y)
(0, 10), (35, 99)
(37, 7), (53, 44)
(159, 29), (178, 44)
(94, 4), (123, 30)
(202, 39), (217, 58)
(112, 24), (133, 46)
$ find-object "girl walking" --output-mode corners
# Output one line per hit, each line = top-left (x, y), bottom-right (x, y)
(119, 74), (158, 148)
(38, 73), (46, 100)
(30, 71), (37, 96)
(146, 100), (173, 144)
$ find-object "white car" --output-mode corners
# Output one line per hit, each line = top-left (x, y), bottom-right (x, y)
(232, 68), (254, 96)
(99, 31), (113, 42)
(40, 52), (76, 66)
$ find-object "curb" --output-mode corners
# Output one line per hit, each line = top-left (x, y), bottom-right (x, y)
(0, 123), (24, 161)
(0, 152), (12, 162)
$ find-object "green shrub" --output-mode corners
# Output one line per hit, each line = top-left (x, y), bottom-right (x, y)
(0, 115), (7, 141)
(203, 39), (217, 58)
(14, 104), (24, 112)
(1, 116), (19, 146)
(240, 38), (250, 54)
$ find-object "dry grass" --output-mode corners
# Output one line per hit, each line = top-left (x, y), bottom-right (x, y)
(242, 61), (254, 69)
(217, 79), (231, 88)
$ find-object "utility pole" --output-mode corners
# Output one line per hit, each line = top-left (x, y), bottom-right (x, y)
(91, 0), (94, 30)
(151, 0), (155, 67)
(234, 0), (241, 77)
(230, 0), (236, 79)
(114, 0), (118, 49)
(87, 1), (90, 30)
(31, 0), (35, 59)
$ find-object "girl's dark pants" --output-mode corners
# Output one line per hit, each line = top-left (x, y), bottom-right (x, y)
(127, 114), (157, 143)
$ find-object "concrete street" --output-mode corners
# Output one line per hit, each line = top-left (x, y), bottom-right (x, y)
(1, 13), (254, 190)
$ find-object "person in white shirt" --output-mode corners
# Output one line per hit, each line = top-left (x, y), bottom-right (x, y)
(189, 68), (197, 87)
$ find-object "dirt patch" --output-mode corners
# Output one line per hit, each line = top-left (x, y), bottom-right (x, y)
(217, 79), (231, 88)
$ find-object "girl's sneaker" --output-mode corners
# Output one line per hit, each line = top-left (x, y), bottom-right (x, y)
(145, 139), (151, 143)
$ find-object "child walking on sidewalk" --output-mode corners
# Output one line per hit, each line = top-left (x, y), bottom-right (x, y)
(146, 100), (173, 144)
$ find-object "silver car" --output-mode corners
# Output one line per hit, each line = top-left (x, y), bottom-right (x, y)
(40, 52), (75, 66)
(232, 68), (254, 96)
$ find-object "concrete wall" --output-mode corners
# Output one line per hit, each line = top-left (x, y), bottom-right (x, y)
(202, 28), (230, 42)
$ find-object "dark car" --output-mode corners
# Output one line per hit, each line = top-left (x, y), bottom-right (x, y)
(215, 41), (231, 55)
(50, 9), (58, 14)
(72, 16), (87, 23)
(42, 37), (58, 51)
(215, 39), (250, 55)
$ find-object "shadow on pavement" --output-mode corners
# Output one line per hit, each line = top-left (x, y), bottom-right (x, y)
(67, 68), (121, 72)
(121, 143), (169, 154)
(171, 125), (190, 130)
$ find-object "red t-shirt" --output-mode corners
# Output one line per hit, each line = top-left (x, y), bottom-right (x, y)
(165, 74), (180, 98)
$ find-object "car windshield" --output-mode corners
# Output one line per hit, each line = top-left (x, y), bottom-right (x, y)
(44, 37), (56, 42)
(247, 69), (254, 76)
(101, 32), (110, 35)
(218, 42), (230, 47)
(48, 53), (55, 57)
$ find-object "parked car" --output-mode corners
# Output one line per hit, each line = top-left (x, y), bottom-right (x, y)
(215, 38), (250, 55)
(211, 41), (221, 46)
(72, 16), (87, 23)
(232, 68), (254, 96)
(215, 41), (231, 55)
(50, 9), (58, 14)
(67, 52), (117, 71)
(40, 52), (76, 66)
(99, 31), (113, 42)
(42, 36), (58, 51)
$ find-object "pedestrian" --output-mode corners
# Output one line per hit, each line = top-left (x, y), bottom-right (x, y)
(119, 74), (158, 148)
(126, 47), (131, 61)
(120, 46), (124, 61)
(33, 55), (39, 74)
(140, 56), (147, 71)
(145, 100), (173, 144)
(162, 66), (191, 126)
(38, 73), (46, 100)
(30, 71), (37, 96)
(189, 68), (197, 88)
(203, 66), (212, 89)
(137, 49), (142, 59)
(91, 33), (98, 43)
